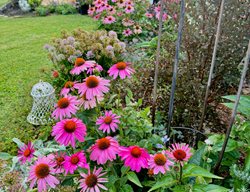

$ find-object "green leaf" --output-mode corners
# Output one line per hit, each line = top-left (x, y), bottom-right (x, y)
(189, 144), (206, 166)
(127, 171), (142, 187)
(148, 175), (178, 192)
(12, 138), (24, 148)
(183, 164), (223, 179)
(0, 152), (13, 160)
(193, 184), (229, 192)
(121, 166), (130, 176)
(120, 184), (134, 192)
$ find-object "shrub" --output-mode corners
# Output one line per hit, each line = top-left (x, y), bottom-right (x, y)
(55, 4), (77, 15)
(28, 0), (42, 9)
(35, 5), (50, 16)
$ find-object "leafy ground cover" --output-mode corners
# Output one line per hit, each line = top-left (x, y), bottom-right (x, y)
(0, 15), (97, 154)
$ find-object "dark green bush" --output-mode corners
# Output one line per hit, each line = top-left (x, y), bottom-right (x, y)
(35, 6), (50, 16)
(28, 0), (42, 9)
(55, 4), (77, 15)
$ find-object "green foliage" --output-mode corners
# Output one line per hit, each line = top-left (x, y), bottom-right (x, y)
(222, 95), (250, 119)
(55, 4), (77, 15)
(36, 4), (77, 16)
(35, 5), (50, 16)
(28, 0), (42, 9)
(230, 164), (250, 191)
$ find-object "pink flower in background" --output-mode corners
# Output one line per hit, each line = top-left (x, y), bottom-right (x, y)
(119, 146), (150, 172)
(156, 12), (168, 21)
(47, 152), (66, 174)
(94, 13), (101, 20)
(117, 0), (126, 8)
(96, 111), (120, 133)
(90, 137), (120, 165)
(86, 63), (103, 75)
(108, 61), (135, 79)
(93, 0), (104, 7)
(64, 151), (89, 175)
(88, 7), (96, 16)
(148, 151), (174, 174)
(52, 95), (80, 120)
(52, 118), (87, 148)
(70, 58), (95, 75)
(60, 81), (77, 96)
(75, 75), (110, 100)
(166, 143), (192, 166)
(125, 5), (134, 13)
(108, 7), (116, 15)
(173, 13), (177, 20)
(28, 156), (59, 192)
(123, 28), (133, 36)
(133, 25), (142, 34)
(103, 16), (116, 24)
(122, 18), (134, 26)
(117, 12), (123, 17)
(79, 94), (104, 110)
(125, 0), (133, 6)
(52, 70), (59, 78)
(17, 142), (35, 164)
(145, 12), (153, 18)
(79, 167), (108, 192)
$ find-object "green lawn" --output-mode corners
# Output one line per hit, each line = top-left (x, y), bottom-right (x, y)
(0, 15), (97, 154)
(0, 0), (8, 7)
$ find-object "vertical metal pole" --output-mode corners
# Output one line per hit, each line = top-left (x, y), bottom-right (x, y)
(198, 0), (225, 132)
(152, 0), (164, 126)
(214, 40), (250, 173)
(166, 0), (185, 136)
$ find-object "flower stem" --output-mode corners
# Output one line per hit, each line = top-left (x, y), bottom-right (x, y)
(179, 163), (183, 183)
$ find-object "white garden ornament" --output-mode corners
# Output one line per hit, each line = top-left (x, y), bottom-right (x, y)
(27, 81), (55, 125)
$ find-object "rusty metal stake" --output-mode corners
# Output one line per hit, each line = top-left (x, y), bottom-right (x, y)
(214, 40), (250, 173)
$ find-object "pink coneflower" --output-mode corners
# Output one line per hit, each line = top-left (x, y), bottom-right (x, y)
(133, 25), (142, 34)
(52, 95), (80, 120)
(125, 5), (134, 13)
(93, 0), (103, 7)
(75, 75), (110, 100)
(79, 94), (104, 110)
(94, 13), (101, 20)
(117, 0), (126, 8)
(108, 61), (135, 79)
(60, 81), (77, 96)
(28, 156), (59, 192)
(117, 12), (123, 16)
(108, 7), (116, 15)
(119, 146), (150, 172)
(148, 151), (174, 174)
(64, 151), (89, 175)
(96, 111), (120, 133)
(17, 142), (35, 164)
(52, 118), (87, 148)
(79, 167), (108, 192)
(123, 28), (133, 36)
(166, 143), (192, 166)
(103, 16), (116, 24)
(88, 7), (96, 16)
(87, 63), (103, 75)
(145, 12), (153, 18)
(156, 12), (168, 21)
(47, 152), (66, 174)
(70, 58), (94, 75)
(122, 18), (134, 26)
(90, 137), (120, 165)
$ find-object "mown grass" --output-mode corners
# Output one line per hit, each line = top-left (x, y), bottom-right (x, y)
(0, 0), (8, 7)
(0, 15), (97, 154)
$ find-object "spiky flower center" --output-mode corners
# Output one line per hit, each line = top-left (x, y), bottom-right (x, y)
(56, 157), (65, 166)
(104, 116), (112, 124)
(127, 6), (131, 10)
(64, 81), (74, 88)
(23, 148), (31, 157)
(85, 174), (98, 187)
(97, 138), (110, 150)
(86, 76), (99, 88)
(64, 120), (77, 133)
(75, 58), (85, 67)
(70, 156), (79, 165)
(108, 17), (112, 21)
(116, 62), (127, 70)
(173, 149), (186, 161)
(35, 163), (50, 179)
(57, 98), (70, 109)
(154, 154), (167, 166)
(131, 146), (142, 158)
